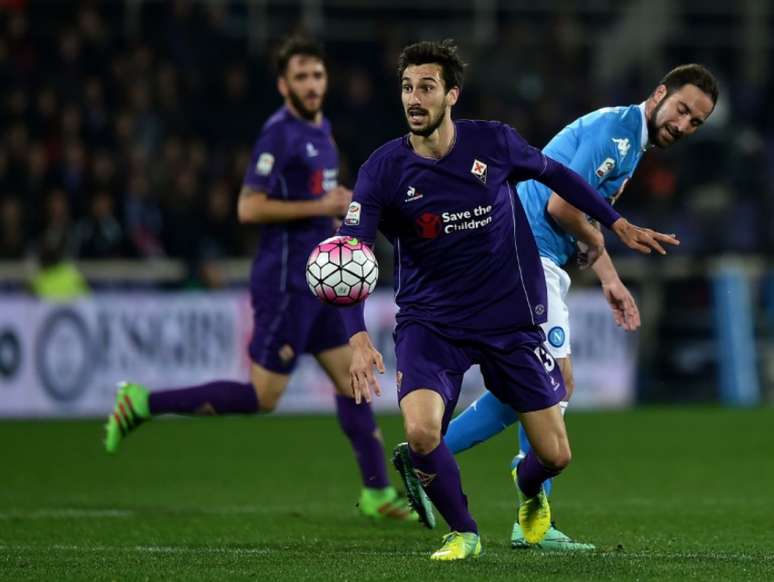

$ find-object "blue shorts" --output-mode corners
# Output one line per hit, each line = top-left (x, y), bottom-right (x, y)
(394, 322), (566, 431)
(249, 288), (348, 374)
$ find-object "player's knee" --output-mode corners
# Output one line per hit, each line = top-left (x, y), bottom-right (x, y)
(252, 382), (281, 412)
(405, 422), (442, 455)
(541, 445), (572, 472)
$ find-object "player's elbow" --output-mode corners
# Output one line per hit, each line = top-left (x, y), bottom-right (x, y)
(546, 197), (568, 228)
(237, 203), (253, 224)
(237, 198), (265, 224)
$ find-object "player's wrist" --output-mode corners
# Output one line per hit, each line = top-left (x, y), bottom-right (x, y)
(580, 229), (604, 248)
(348, 331), (371, 348)
(610, 217), (630, 238)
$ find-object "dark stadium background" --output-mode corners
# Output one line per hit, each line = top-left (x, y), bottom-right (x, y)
(1, 2), (773, 580)
(1, 1), (771, 405)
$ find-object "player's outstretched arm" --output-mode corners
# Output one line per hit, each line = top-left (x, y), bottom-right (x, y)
(592, 250), (641, 331)
(348, 331), (384, 404)
(237, 185), (351, 224)
(535, 159), (679, 256)
(610, 217), (679, 255)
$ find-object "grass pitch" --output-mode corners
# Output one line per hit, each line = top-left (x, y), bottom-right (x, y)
(1, 407), (773, 581)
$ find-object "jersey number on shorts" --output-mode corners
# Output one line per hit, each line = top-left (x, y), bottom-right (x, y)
(533, 345), (556, 373)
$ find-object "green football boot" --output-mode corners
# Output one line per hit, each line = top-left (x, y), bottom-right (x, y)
(513, 467), (551, 544)
(357, 486), (419, 522)
(391, 442), (436, 529)
(511, 520), (596, 551)
(104, 382), (150, 454)
(430, 531), (481, 561)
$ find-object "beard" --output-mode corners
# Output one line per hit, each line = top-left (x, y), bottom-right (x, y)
(287, 88), (321, 121)
(647, 95), (680, 149)
(406, 107), (445, 137)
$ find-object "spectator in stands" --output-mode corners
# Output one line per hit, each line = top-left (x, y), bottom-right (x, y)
(124, 174), (164, 258)
(0, 197), (26, 260)
(74, 190), (125, 259)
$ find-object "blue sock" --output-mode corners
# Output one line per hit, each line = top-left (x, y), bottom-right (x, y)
(514, 422), (553, 497)
(444, 391), (519, 455)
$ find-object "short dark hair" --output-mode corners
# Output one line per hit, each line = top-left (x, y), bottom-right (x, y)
(274, 36), (325, 76)
(660, 64), (719, 104)
(397, 39), (466, 92)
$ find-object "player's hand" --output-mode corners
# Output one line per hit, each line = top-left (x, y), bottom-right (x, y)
(602, 279), (640, 331)
(348, 332), (384, 404)
(320, 186), (353, 217)
(611, 218), (679, 255)
(576, 230), (605, 270)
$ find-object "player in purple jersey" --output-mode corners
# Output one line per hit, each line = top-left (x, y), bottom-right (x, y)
(336, 40), (679, 560)
(394, 64), (720, 549)
(104, 36), (417, 523)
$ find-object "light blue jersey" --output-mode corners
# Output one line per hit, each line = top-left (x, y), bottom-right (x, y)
(518, 104), (648, 267)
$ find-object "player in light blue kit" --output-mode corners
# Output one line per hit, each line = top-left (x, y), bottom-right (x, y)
(394, 64), (719, 548)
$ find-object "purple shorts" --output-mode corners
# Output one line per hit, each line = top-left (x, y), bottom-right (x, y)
(394, 322), (566, 431)
(249, 288), (348, 374)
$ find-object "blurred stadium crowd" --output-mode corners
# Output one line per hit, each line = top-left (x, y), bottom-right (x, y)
(1, 1), (772, 284)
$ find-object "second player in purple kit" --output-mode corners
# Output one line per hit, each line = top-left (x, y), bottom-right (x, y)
(103, 36), (417, 523)
(337, 40), (680, 560)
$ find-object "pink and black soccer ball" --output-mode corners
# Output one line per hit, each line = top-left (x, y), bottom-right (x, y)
(306, 236), (379, 306)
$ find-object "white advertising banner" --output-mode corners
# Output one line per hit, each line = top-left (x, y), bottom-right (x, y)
(565, 292), (638, 408)
(0, 289), (635, 418)
(0, 292), (253, 418)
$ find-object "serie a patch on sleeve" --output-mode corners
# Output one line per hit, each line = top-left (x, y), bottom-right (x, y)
(595, 157), (615, 178)
(345, 202), (362, 225)
(256, 152), (275, 176)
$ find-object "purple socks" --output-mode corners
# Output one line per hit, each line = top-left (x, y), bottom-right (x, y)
(517, 450), (563, 498)
(409, 441), (478, 534)
(334, 395), (390, 489)
(148, 380), (259, 415)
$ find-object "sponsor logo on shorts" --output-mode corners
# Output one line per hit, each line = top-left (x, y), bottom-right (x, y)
(548, 326), (566, 348)
(256, 152), (274, 176)
(278, 344), (295, 364)
(345, 202), (361, 226)
(534, 304), (545, 316)
(396, 370), (403, 391)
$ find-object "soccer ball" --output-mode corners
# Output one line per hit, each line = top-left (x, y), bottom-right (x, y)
(306, 235), (379, 305)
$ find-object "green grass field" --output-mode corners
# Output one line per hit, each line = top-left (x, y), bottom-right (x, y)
(1, 407), (773, 581)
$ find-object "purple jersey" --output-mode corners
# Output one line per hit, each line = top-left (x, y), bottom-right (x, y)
(244, 106), (339, 292)
(339, 120), (620, 337)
